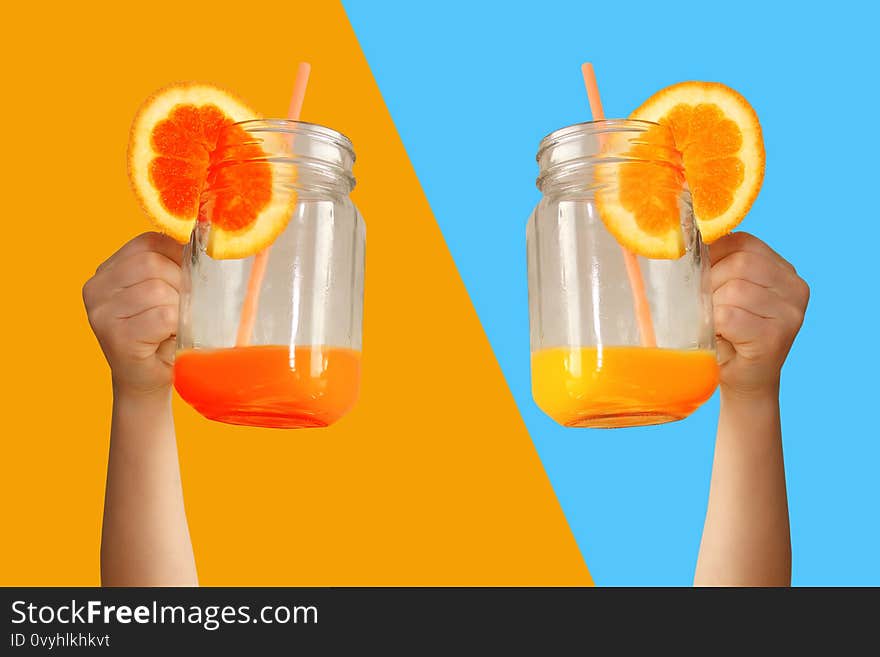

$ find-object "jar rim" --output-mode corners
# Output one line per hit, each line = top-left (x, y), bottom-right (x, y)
(537, 118), (663, 160)
(232, 119), (354, 156)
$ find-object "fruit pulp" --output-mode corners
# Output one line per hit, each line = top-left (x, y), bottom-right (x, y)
(531, 346), (719, 428)
(630, 81), (765, 245)
(174, 345), (361, 428)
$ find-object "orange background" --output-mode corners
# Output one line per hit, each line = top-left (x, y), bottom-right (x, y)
(0, 0), (590, 585)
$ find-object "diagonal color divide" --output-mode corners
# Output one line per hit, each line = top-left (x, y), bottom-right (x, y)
(342, 0), (880, 586)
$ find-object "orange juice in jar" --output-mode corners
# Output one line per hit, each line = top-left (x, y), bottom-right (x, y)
(527, 120), (718, 428)
(531, 346), (718, 428)
(174, 120), (365, 429)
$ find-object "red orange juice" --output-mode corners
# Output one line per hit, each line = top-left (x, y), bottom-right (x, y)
(531, 346), (718, 428)
(174, 345), (361, 428)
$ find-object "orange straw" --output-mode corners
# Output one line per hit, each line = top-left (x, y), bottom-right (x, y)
(236, 62), (312, 346)
(581, 63), (657, 348)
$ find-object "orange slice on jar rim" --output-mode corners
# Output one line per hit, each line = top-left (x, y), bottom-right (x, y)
(594, 122), (689, 259)
(127, 82), (292, 259)
(596, 81), (765, 259)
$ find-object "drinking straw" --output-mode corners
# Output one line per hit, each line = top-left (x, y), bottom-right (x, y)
(581, 63), (657, 348)
(235, 62), (312, 346)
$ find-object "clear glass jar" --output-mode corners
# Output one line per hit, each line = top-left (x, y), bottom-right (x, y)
(527, 120), (718, 428)
(174, 120), (365, 429)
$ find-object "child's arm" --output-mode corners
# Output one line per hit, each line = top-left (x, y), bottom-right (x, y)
(694, 232), (809, 587)
(83, 232), (197, 586)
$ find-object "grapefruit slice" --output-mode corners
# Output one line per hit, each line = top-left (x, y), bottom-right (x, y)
(127, 82), (291, 259)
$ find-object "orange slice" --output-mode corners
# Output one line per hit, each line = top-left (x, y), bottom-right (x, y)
(127, 82), (291, 259)
(595, 82), (765, 259)
(631, 81), (765, 245)
(594, 123), (689, 259)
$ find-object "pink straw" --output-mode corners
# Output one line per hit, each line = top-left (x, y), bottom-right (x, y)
(236, 62), (312, 347)
(287, 62), (311, 121)
(581, 63), (657, 348)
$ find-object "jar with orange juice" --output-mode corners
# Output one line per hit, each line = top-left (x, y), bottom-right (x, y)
(174, 120), (364, 429)
(527, 119), (718, 428)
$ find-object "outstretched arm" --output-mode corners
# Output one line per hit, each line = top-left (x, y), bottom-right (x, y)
(697, 385), (789, 585)
(695, 232), (809, 587)
(84, 232), (197, 586)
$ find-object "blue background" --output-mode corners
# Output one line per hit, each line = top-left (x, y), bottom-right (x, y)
(344, 0), (880, 585)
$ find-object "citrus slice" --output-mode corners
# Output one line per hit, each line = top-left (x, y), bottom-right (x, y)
(631, 81), (765, 245)
(594, 123), (689, 259)
(127, 82), (291, 259)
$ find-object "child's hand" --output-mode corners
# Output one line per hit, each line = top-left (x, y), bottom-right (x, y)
(709, 232), (809, 398)
(83, 232), (184, 397)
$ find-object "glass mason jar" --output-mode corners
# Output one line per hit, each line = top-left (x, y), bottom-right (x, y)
(174, 120), (365, 429)
(527, 120), (718, 428)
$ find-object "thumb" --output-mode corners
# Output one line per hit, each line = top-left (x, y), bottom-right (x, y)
(156, 338), (177, 369)
(716, 337), (736, 368)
